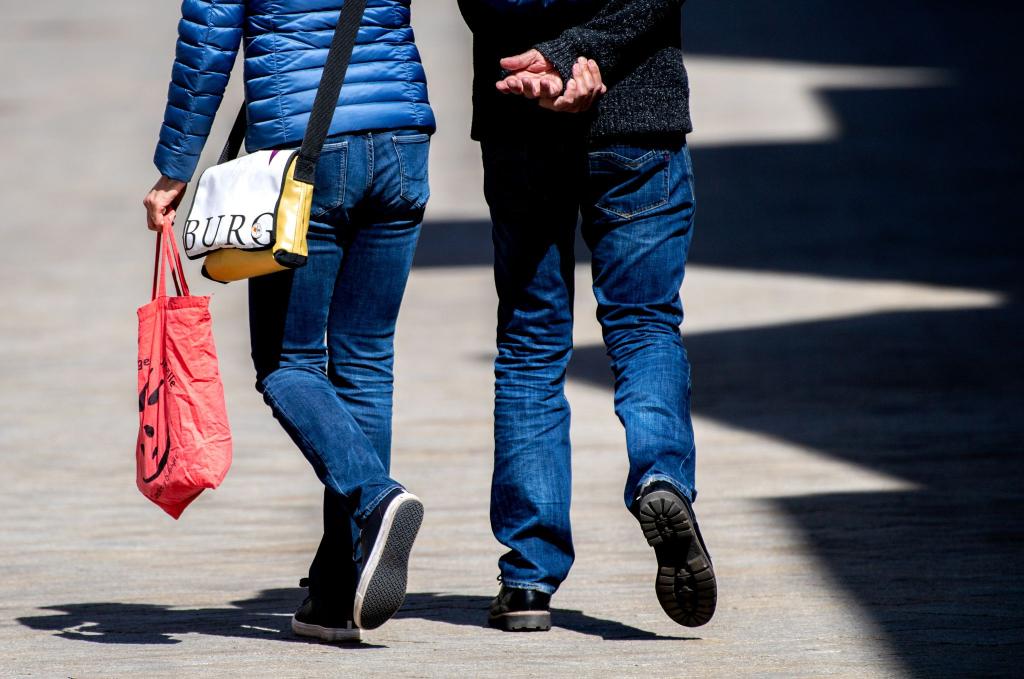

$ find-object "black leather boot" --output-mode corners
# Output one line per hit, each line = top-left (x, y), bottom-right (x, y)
(488, 584), (552, 631)
(634, 480), (717, 627)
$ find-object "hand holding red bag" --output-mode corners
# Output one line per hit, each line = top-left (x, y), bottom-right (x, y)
(136, 225), (232, 518)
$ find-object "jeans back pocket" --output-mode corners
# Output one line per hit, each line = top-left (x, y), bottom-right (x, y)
(310, 140), (349, 219)
(588, 148), (670, 220)
(393, 133), (431, 210)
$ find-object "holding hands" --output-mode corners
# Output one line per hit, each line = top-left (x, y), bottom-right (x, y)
(497, 50), (606, 113)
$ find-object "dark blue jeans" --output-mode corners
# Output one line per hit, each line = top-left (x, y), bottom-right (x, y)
(249, 129), (429, 604)
(482, 137), (697, 594)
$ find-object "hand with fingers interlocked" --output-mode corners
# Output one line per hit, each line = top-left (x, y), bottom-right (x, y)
(496, 50), (606, 113)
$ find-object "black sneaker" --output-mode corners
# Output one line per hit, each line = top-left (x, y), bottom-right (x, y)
(353, 488), (424, 630)
(635, 480), (717, 627)
(291, 578), (361, 642)
(488, 585), (552, 632)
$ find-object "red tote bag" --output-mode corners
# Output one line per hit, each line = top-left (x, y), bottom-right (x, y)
(136, 225), (232, 518)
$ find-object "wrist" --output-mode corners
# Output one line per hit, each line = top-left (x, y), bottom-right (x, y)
(534, 39), (578, 88)
(158, 175), (187, 191)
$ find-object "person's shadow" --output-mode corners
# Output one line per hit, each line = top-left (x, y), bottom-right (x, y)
(16, 588), (376, 648)
(17, 589), (692, 645)
(397, 593), (693, 640)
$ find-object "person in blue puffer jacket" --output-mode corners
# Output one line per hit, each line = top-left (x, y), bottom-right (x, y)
(142, 0), (435, 642)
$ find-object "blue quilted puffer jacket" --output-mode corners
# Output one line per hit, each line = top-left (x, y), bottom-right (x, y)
(154, 0), (435, 183)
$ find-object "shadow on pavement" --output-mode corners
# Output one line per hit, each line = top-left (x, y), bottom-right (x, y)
(16, 588), (380, 648)
(415, 2), (1024, 676)
(19, 589), (686, 645)
(570, 305), (1024, 675)
(399, 593), (694, 640)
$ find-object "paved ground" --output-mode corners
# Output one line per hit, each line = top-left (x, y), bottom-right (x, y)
(1, 2), (1022, 677)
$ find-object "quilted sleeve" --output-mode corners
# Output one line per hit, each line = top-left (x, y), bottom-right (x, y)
(153, 0), (244, 183)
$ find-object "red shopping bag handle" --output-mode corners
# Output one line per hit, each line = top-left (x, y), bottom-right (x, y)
(152, 224), (191, 300)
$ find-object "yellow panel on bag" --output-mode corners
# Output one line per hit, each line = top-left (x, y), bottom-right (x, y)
(274, 158), (312, 260)
(202, 248), (287, 283)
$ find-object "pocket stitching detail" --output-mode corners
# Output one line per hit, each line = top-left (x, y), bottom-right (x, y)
(392, 136), (429, 208)
(590, 151), (670, 219)
(310, 141), (348, 219)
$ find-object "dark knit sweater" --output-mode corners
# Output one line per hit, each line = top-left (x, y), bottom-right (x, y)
(457, 0), (691, 143)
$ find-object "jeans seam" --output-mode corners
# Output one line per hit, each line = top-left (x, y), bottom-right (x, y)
(500, 579), (556, 595)
(393, 136), (409, 204)
(366, 133), (375, 192)
(635, 473), (694, 503)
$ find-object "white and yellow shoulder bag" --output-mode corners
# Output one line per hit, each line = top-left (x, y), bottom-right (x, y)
(181, 0), (367, 283)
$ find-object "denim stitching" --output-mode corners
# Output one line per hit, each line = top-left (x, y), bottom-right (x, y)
(392, 134), (430, 208)
(635, 473), (694, 503)
(392, 136), (409, 204)
(320, 140), (349, 152)
(589, 150), (670, 219)
(310, 141), (348, 219)
(500, 579), (556, 595)
(683, 145), (697, 205)
(589, 149), (660, 166)
(366, 133), (375, 192)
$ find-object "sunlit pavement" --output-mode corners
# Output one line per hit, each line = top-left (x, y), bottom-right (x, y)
(1, 3), (1020, 677)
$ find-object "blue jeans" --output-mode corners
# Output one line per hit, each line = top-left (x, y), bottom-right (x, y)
(249, 129), (430, 604)
(482, 137), (697, 594)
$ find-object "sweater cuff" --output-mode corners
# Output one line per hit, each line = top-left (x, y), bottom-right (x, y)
(534, 37), (579, 91)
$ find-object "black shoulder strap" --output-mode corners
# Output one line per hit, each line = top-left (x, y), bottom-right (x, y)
(218, 104), (247, 165)
(295, 0), (368, 183)
(218, 0), (368, 182)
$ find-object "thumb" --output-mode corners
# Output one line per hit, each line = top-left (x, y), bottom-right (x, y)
(500, 49), (539, 72)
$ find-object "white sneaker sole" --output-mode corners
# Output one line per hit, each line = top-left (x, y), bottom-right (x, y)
(291, 616), (362, 642)
(353, 492), (424, 630)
